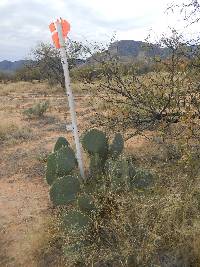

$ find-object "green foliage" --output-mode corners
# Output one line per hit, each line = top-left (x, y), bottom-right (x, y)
(45, 130), (156, 266)
(45, 137), (77, 186)
(0, 72), (14, 83)
(110, 159), (129, 190)
(63, 241), (86, 258)
(50, 175), (80, 206)
(54, 136), (69, 152)
(63, 210), (91, 231)
(89, 153), (105, 176)
(129, 168), (154, 190)
(110, 133), (124, 157)
(31, 42), (86, 88)
(15, 64), (43, 82)
(84, 30), (200, 138)
(78, 195), (96, 214)
(70, 64), (103, 82)
(23, 101), (49, 118)
(106, 158), (137, 192)
(82, 129), (125, 177)
(56, 146), (77, 176)
(126, 255), (137, 267)
(82, 129), (108, 155)
(46, 152), (57, 185)
(128, 163), (137, 179)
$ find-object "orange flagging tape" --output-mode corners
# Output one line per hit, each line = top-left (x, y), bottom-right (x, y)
(52, 32), (61, 49)
(49, 19), (70, 49)
(61, 19), (70, 38)
(49, 22), (56, 33)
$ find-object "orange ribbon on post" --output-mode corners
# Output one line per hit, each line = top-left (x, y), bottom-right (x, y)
(49, 19), (70, 48)
(48, 18), (85, 179)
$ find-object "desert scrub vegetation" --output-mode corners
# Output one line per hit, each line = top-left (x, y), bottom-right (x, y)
(18, 41), (87, 89)
(40, 28), (200, 265)
(42, 130), (200, 266)
(0, 118), (32, 143)
(44, 131), (152, 266)
(0, 81), (64, 96)
(23, 100), (49, 118)
(83, 30), (200, 141)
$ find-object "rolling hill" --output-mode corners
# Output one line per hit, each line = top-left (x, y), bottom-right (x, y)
(0, 60), (29, 73)
(0, 40), (170, 73)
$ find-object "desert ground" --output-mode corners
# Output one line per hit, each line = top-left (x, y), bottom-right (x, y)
(0, 81), (148, 266)
(0, 82), (94, 266)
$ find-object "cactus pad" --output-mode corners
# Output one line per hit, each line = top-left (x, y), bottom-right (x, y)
(89, 153), (104, 175)
(129, 169), (154, 190)
(128, 162), (136, 179)
(81, 129), (108, 155)
(63, 210), (90, 231)
(106, 158), (129, 178)
(107, 159), (128, 190)
(50, 175), (80, 205)
(78, 195), (96, 214)
(126, 254), (137, 266)
(63, 241), (85, 256)
(46, 152), (57, 185)
(110, 133), (124, 157)
(56, 146), (77, 176)
(54, 136), (69, 152)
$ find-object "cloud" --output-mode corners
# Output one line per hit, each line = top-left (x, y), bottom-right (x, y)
(0, 0), (196, 61)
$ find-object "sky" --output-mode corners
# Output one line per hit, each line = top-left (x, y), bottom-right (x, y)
(0, 0), (198, 61)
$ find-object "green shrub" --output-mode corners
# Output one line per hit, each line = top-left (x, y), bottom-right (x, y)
(23, 100), (49, 118)
(45, 131), (157, 266)
(50, 175), (80, 206)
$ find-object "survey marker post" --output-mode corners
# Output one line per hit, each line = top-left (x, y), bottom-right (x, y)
(49, 18), (85, 179)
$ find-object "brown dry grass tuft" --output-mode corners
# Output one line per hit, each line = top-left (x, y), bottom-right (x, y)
(25, 215), (65, 267)
(53, 133), (200, 266)
(0, 117), (32, 142)
(1, 80), (200, 266)
(0, 81), (88, 96)
(0, 81), (63, 96)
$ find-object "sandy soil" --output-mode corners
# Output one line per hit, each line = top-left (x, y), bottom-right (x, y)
(0, 84), (92, 267)
(0, 82), (147, 267)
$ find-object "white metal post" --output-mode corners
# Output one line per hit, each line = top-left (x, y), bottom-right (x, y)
(56, 20), (85, 179)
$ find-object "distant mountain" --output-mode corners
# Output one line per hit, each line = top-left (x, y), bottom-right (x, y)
(0, 59), (85, 73)
(0, 60), (29, 73)
(86, 40), (170, 65)
(109, 40), (169, 60)
(0, 40), (171, 73)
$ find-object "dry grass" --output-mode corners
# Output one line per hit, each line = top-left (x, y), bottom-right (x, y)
(0, 81), (48, 95)
(0, 117), (32, 142)
(22, 215), (65, 267)
(1, 80), (200, 266)
(0, 81), (89, 96)
(47, 126), (200, 266)
(0, 81), (93, 267)
(61, 179), (200, 266)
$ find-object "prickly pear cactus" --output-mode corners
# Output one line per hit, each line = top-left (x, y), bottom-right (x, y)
(54, 136), (69, 152)
(129, 168), (154, 190)
(83, 177), (102, 194)
(128, 161), (136, 179)
(126, 254), (137, 267)
(106, 158), (129, 190)
(56, 146), (77, 176)
(78, 194), (96, 214)
(50, 175), (80, 206)
(46, 152), (57, 185)
(89, 153), (105, 176)
(63, 240), (87, 257)
(110, 133), (124, 157)
(63, 210), (91, 231)
(81, 129), (108, 156)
